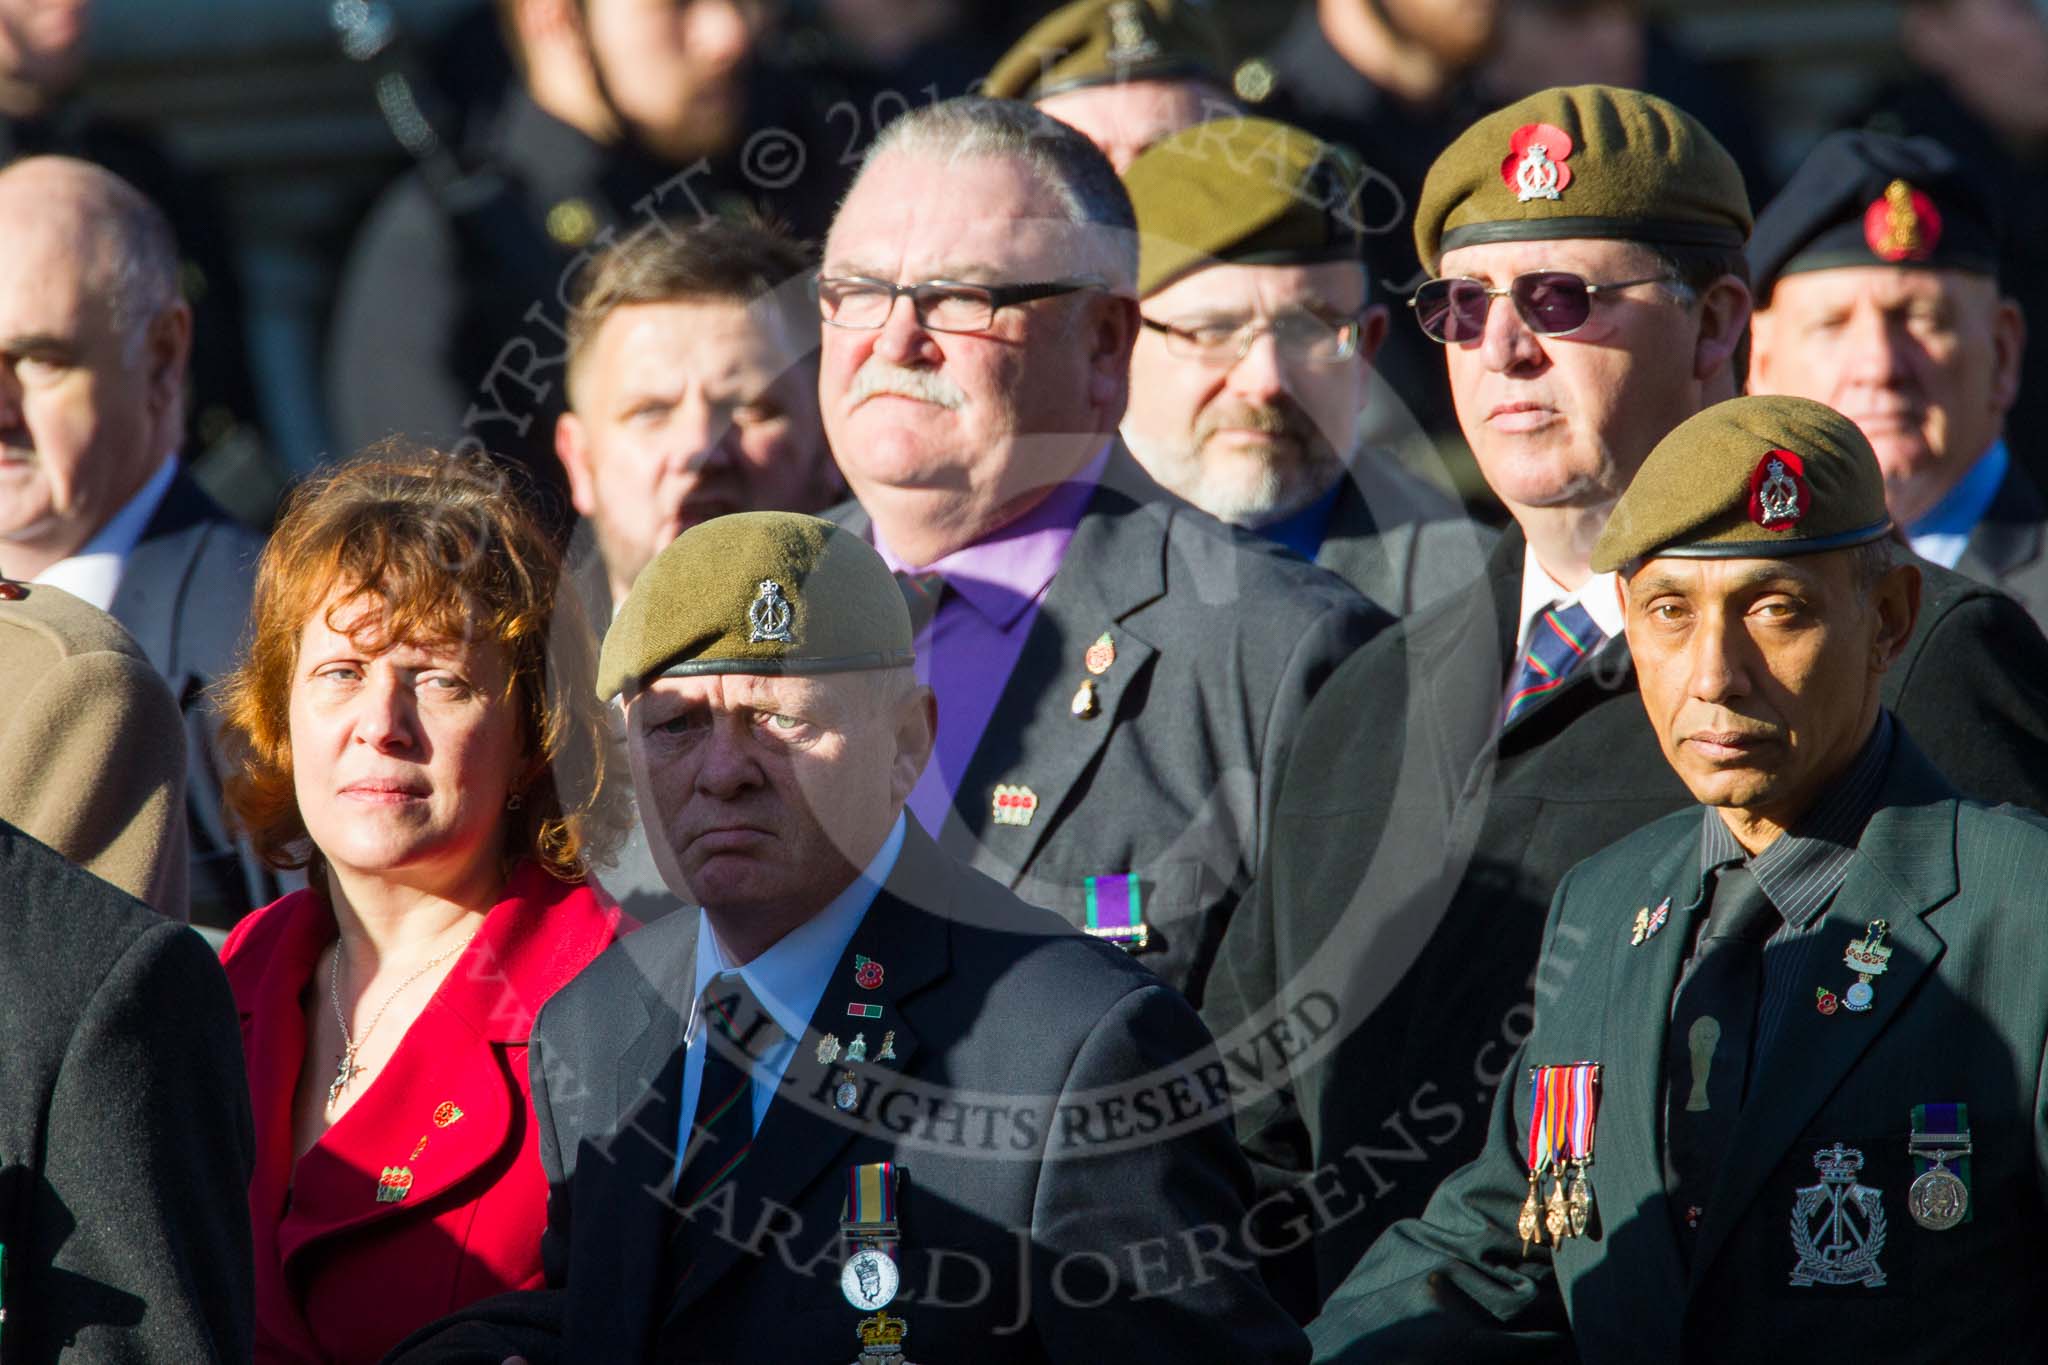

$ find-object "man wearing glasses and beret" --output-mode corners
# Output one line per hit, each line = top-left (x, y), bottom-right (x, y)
(1201, 84), (2048, 1313)
(1119, 114), (1492, 615)
(814, 96), (1386, 1009)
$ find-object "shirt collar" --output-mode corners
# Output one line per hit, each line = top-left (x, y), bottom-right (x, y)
(875, 441), (1109, 630)
(1517, 543), (1625, 650)
(693, 813), (906, 1043)
(1697, 710), (1896, 928)
(1907, 439), (2008, 569)
(1256, 480), (1343, 563)
(28, 456), (176, 611)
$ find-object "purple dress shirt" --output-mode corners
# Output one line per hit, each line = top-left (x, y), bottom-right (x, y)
(875, 443), (1110, 834)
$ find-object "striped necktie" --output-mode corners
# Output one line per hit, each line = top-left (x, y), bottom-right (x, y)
(673, 975), (778, 1216)
(894, 570), (947, 636)
(1501, 600), (1607, 727)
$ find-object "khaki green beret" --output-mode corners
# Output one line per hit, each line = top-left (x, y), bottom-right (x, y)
(1590, 396), (1893, 574)
(1414, 85), (1750, 273)
(597, 512), (914, 701)
(0, 581), (188, 918)
(984, 0), (1228, 102)
(1124, 116), (1366, 296)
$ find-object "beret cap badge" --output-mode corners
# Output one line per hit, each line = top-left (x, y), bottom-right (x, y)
(1749, 449), (1808, 530)
(748, 579), (796, 644)
(1503, 123), (1574, 203)
(1864, 178), (1942, 263)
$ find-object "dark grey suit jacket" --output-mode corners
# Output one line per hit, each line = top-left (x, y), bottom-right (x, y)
(1957, 460), (2048, 629)
(386, 821), (1309, 1364)
(0, 819), (254, 1361)
(109, 468), (284, 928)
(1309, 733), (2048, 1363)
(837, 446), (1387, 1008)
(1313, 451), (1494, 617)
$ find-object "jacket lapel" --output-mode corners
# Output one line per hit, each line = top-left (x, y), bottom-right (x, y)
(1688, 745), (1960, 1282)
(107, 470), (218, 686)
(660, 826), (954, 1325)
(1958, 461), (2047, 583)
(1598, 832), (1708, 1293)
(939, 446), (1168, 882)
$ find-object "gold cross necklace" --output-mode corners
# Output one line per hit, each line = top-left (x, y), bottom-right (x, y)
(327, 927), (479, 1108)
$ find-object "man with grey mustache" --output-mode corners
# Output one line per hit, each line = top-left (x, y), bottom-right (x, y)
(818, 95), (1387, 1008)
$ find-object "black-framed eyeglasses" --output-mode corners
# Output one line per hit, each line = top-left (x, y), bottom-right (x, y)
(1139, 311), (1365, 365)
(817, 275), (1104, 333)
(1408, 271), (1678, 343)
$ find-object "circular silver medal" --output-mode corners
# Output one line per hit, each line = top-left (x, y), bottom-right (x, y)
(835, 1077), (860, 1111)
(841, 1247), (900, 1310)
(1908, 1164), (1968, 1231)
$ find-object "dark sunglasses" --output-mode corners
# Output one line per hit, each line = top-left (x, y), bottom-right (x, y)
(1408, 271), (1677, 343)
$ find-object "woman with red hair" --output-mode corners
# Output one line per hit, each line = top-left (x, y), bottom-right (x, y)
(216, 446), (633, 1362)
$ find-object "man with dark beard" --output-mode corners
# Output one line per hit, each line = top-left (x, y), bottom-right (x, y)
(1120, 115), (1490, 613)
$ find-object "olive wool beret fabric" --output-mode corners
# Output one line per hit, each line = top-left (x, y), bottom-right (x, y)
(597, 512), (914, 700)
(1414, 84), (1750, 273)
(0, 580), (189, 918)
(1591, 395), (1893, 573)
(983, 0), (1229, 101)
(1749, 130), (2000, 303)
(1123, 115), (1367, 296)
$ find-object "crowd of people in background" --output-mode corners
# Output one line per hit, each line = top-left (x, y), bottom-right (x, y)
(8, 0), (2048, 1361)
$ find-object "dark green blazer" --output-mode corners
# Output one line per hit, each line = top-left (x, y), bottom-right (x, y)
(1308, 733), (2048, 1363)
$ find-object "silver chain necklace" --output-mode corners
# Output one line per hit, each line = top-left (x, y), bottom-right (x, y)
(326, 928), (479, 1108)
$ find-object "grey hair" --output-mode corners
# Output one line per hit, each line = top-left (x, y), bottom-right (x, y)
(854, 96), (1138, 293)
(1851, 534), (1899, 596)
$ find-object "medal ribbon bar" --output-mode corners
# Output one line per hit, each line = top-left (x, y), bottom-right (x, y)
(1084, 874), (1149, 950)
(1909, 1101), (1973, 1224)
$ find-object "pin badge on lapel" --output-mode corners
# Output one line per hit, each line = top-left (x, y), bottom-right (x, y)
(1839, 919), (1892, 1013)
(376, 1166), (414, 1203)
(846, 1033), (868, 1063)
(818, 1033), (842, 1065)
(877, 1030), (897, 1063)
(1629, 897), (1670, 946)
(834, 1068), (859, 1112)
(992, 784), (1038, 827)
(433, 1101), (464, 1128)
(854, 955), (885, 990)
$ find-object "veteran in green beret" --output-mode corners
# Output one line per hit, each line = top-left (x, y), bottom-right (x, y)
(1309, 394), (2048, 1362)
(1199, 85), (2048, 1314)
(984, 0), (1238, 170)
(1121, 114), (1490, 613)
(390, 510), (1312, 1363)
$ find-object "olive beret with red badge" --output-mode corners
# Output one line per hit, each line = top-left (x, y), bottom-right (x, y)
(983, 0), (1230, 102)
(1748, 130), (2001, 305)
(1591, 395), (1894, 574)
(1413, 84), (1751, 274)
(597, 512), (914, 701)
(1123, 116), (1367, 296)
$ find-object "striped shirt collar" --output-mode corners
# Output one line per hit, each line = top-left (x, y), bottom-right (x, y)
(1698, 710), (1896, 928)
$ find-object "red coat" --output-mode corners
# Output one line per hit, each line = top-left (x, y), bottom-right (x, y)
(221, 862), (633, 1363)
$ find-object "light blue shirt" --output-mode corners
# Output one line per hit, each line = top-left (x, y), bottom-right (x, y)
(672, 814), (906, 1186)
(1908, 439), (2008, 570)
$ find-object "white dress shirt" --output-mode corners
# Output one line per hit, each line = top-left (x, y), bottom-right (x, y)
(29, 457), (179, 612)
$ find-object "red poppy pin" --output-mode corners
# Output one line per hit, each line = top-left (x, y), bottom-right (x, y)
(1748, 449), (1807, 530)
(854, 954), (884, 990)
(1502, 123), (1574, 202)
(1864, 179), (1942, 263)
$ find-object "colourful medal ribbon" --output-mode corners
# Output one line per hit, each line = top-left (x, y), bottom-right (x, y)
(844, 1160), (900, 1244)
(1910, 1101), (1972, 1223)
(1566, 1063), (1600, 1166)
(1084, 874), (1148, 949)
(1525, 1068), (1552, 1179)
(1544, 1066), (1571, 1173)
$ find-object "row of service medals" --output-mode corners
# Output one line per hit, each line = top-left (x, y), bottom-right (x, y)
(1519, 1062), (1602, 1254)
(840, 1161), (911, 1364)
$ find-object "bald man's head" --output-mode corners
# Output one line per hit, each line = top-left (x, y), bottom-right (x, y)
(0, 157), (192, 580)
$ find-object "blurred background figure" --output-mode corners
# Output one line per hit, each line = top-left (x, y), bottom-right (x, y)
(0, 155), (275, 930)
(0, 816), (253, 1361)
(1863, 0), (2048, 495)
(983, 0), (1240, 172)
(0, 579), (188, 919)
(325, 0), (842, 526)
(0, 0), (265, 513)
(1747, 130), (2040, 623)
(214, 447), (631, 1364)
(555, 213), (839, 917)
(1120, 114), (1488, 613)
(557, 215), (838, 627)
